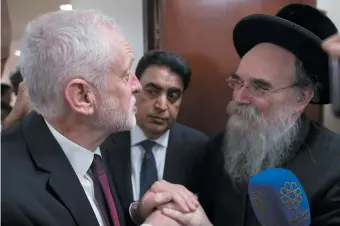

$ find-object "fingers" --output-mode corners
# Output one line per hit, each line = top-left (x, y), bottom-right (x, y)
(150, 180), (199, 212)
(150, 180), (172, 193)
(185, 189), (199, 206)
(157, 202), (182, 211)
(140, 192), (172, 219)
(162, 208), (188, 225)
(144, 210), (182, 226)
(322, 34), (340, 57)
(171, 191), (191, 213)
(177, 187), (199, 211)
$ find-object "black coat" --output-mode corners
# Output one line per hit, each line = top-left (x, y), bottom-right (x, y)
(199, 114), (340, 226)
(1, 112), (125, 226)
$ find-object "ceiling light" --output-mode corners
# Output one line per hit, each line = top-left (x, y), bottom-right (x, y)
(60, 4), (73, 11)
(14, 50), (21, 56)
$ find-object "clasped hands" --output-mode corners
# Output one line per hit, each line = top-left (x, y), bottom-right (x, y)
(135, 180), (212, 226)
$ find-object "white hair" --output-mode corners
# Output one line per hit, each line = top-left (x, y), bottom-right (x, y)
(19, 9), (121, 118)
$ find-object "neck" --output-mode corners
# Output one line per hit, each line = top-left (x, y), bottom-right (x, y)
(45, 115), (108, 151)
(136, 123), (163, 140)
(144, 131), (162, 139)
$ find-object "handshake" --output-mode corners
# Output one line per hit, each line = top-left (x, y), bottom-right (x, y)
(130, 180), (213, 226)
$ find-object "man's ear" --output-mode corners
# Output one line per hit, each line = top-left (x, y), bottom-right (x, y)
(64, 78), (96, 116)
(295, 88), (313, 112)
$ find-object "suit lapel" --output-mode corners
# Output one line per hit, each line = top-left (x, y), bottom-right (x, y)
(102, 132), (134, 208)
(163, 124), (185, 183)
(22, 112), (99, 226)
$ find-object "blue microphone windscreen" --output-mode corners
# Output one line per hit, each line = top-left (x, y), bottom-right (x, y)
(248, 168), (310, 226)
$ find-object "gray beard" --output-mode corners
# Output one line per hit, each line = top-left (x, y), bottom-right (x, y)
(223, 101), (300, 185)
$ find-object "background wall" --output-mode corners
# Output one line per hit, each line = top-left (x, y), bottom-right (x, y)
(317, 0), (340, 133)
(70, 0), (144, 72)
(2, 0), (69, 83)
(2, 0), (339, 133)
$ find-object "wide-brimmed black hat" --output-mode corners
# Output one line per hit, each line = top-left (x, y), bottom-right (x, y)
(233, 4), (338, 104)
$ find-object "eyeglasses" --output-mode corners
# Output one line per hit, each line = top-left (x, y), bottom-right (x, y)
(226, 76), (297, 98)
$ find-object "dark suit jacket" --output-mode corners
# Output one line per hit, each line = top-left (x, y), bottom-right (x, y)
(1, 112), (125, 226)
(101, 123), (208, 226)
(199, 114), (340, 226)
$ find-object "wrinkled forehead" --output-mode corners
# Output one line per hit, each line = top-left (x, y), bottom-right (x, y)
(107, 29), (134, 73)
(141, 66), (184, 91)
(236, 43), (296, 87)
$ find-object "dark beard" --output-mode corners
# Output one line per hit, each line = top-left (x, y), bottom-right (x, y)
(223, 101), (300, 186)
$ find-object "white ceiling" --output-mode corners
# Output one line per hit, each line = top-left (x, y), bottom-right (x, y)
(8, 0), (70, 40)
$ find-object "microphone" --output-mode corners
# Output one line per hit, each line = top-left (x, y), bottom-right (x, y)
(248, 168), (311, 226)
(329, 57), (340, 118)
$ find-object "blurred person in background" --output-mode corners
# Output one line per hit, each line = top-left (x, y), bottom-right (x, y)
(2, 82), (31, 130)
(9, 66), (23, 96)
(2, 67), (30, 130)
(1, 83), (13, 125)
(1, 101), (12, 125)
(1, 83), (12, 104)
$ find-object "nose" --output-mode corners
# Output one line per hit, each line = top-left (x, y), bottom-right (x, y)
(131, 74), (142, 94)
(233, 85), (251, 104)
(155, 94), (167, 111)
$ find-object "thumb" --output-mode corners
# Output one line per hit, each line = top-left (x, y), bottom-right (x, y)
(162, 208), (189, 225)
(140, 192), (172, 218)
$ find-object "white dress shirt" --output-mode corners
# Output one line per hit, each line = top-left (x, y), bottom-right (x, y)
(130, 125), (170, 201)
(45, 121), (106, 226)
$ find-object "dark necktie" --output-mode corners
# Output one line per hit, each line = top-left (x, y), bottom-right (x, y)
(139, 140), (158, 199)
(91, 154), (120, 226)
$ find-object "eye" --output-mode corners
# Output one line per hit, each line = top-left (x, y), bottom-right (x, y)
(167, 92), (180, 102)
(253, 85), (269, 92)
(145, 89), (158, 97)
(125, 72), (131, 82)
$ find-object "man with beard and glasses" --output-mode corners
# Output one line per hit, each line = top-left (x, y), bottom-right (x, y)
(1, 10), (197, 226)
(142, 4), (340, 226)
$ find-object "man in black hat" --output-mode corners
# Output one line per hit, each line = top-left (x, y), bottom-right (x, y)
(144, 4), (340, 226)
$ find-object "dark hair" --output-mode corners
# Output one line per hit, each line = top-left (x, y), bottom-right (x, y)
(9, 66), (23, 95)
(1, 101), (12, 121)
(1, 83), (11, 96)
(135, 51), (191, 90)
(294, 59), (320, 103)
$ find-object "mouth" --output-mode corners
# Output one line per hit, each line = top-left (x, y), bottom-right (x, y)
(133, 106), (137, 114)
(149, 116), (167, 123)
(234, 110), (243, 117)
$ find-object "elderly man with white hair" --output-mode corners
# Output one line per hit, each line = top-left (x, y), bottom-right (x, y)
(1, 10), (197, 226)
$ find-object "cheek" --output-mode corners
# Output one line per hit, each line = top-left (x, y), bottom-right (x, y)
(168, 103), (181, 119)
(135, 95), (155, 115)
(253, 98), (272, 116)
(135, 94), (152, 107)
(116, 82), (132, 99)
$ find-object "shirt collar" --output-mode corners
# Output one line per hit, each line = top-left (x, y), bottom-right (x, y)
(45, 120), (101, 177)
(131, 124), (170, 148)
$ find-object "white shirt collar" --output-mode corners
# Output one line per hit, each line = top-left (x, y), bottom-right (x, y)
(131, 124), (170, 148)
(44, 120), (101, 177)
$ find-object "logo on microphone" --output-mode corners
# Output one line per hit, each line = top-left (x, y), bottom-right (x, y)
(280, 182), (303, 210)
(250, 190), (268, 213)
